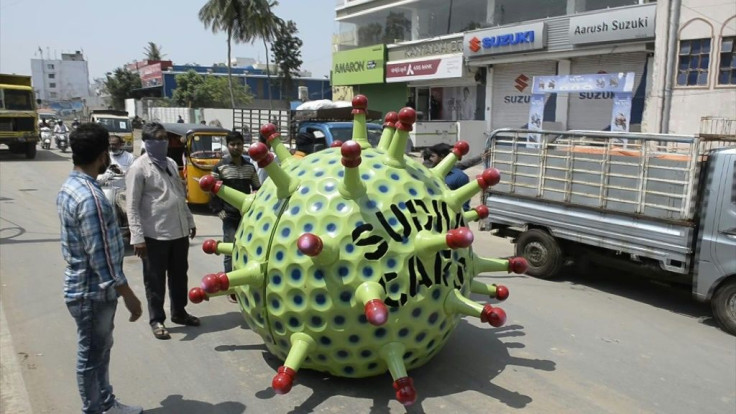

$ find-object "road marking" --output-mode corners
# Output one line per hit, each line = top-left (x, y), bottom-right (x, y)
(0, 299), (33, 414)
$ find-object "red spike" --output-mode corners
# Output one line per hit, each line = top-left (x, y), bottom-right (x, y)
(341, 140), (362, 168)
(202, 239), (218, 254)
(393, 377), (417, 406)
(272, 366), (296, 394)
(508, 257), (528, 274)
(452, 141), (470, 158)
(494, 284), (509, 301)
(201, 273), (221, 294)
(188, 287), (207, 304)
(383, 111), (399, 128)
(474, 205), (489, 219)
(480, 304), (507, 327)
(248, 142), (274, 168)
(330, 140), (343, 148)
(351, 94), (368, 114)
(364, 299), (388, 326)
(199, 175), (221, 193)
(217, 272), (230, 291)
(297, 233), (323, 257)
(396, 107), (416, 132)
(446, 227), (474, 249)
(476, 168), (501, 189)
(260, 123), (278, 140)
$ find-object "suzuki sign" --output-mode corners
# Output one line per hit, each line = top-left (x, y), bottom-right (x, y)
(464, 22), (546, 57)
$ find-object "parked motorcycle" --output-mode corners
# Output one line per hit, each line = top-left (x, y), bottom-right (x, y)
(40, 127), (53, 150)
(55, 131), (69, 152)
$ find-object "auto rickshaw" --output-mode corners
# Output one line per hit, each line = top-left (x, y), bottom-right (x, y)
(161, 123), (227, 205)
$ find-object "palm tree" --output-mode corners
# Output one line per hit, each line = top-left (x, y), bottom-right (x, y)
(199, 0), (281, 109)
(144, 42), (164, 60)
(238, 0), (281, 108)
(199, 0), (246, 108)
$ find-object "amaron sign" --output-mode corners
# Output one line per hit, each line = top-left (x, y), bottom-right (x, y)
(464, 22), (546, 57)
(332, 44), (385, 86)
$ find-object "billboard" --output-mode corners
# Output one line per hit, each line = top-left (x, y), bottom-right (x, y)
(332, 45), (385, 86)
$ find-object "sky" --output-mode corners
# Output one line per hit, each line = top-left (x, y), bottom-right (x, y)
(0, 0), (337, 80)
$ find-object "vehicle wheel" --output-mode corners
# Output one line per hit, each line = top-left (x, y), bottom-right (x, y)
(25, 143), (37, 159)
(711, 278), (736, 336)
(515, 229), (563, 279)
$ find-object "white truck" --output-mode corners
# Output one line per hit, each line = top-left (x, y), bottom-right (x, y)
(480, 129), (736, 335)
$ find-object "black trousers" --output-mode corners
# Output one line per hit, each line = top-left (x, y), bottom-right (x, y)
(142, 237), (189, 326)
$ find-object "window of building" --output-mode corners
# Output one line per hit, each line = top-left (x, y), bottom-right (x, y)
(676, 38), (711, 86)
(47, 64), (54, 69)
(493, 0), (566, 26)
(718, 36), (736, 85)
(582, 0), (640, 12)
(48, 74), (55, 79)
(50, 92), (57, 98)
(49, 82), (56, 88)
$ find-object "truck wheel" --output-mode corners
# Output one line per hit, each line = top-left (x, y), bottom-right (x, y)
(711, 278), (736, 336)
(515, 229), (563, 279)
(25, 143), (37, 159)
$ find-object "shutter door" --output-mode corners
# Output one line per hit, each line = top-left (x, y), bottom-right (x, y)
(568, 52), (648, 131)
(491, 61), (557, 130)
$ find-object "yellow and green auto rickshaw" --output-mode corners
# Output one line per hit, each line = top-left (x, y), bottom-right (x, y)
(161, 123), (228, 205)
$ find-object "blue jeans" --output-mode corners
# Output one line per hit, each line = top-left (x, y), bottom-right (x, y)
(67, 298), (118, 414)
(223, 217), (239, 273)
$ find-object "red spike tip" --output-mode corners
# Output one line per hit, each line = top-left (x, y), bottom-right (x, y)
(474, 205), (489, 219)
(396, 107), (416, 131)
(508, 257), (528, 274)
(446, 227), (474, 249)
(272, 366), (296, 394)
(248, 142), (274, 168)
(202, 239), (218, 254)
(260, 123), (278, 140)
(201, 273), (221, 294)
(330, 140), (343, 148)
(188, 287), (207, 304)
(341, 140), (362, 168)
(351, 94), (368, 114)
(364, 299), (388, 326)
(217, 272), (230, 291)
(480, 304), (507, 327)
(297, 233), (323, 257)
(383, 111), (399, 128)
(452, 141), (470, 158)
(393, 377), (417, 406)
(476, 168), (501, 189)
(199, 175), (221, 193)
(494, 284), (509, 301)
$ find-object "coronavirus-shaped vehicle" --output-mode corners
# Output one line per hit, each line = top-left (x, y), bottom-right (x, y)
(190, 96), (528, 406)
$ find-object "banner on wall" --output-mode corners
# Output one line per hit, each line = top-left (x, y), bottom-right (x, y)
(528, 72), (635, 145)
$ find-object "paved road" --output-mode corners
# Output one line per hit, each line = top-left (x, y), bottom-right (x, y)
(1, 146), (734, 414)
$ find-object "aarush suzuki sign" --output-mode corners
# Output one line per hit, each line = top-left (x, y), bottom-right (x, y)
(464, 22), (546, 57)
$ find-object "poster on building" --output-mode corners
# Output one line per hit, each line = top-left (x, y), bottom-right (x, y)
(532, 72), (635, 94)
(527, 94), (545, 146)
(611, 92), (632, 132)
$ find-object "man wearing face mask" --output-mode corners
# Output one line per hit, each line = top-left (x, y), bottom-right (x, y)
(126, 122), (199, 340)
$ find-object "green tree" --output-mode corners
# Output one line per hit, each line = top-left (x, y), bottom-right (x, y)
(172, 70), (252, 108)
(271, 19), (303, 99)
(103, 68), (142, 110)
(144, 42), (165, 60)
(199, 0), (280, 108)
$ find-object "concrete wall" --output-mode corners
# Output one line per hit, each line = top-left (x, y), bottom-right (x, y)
(644, 0), (736, 134)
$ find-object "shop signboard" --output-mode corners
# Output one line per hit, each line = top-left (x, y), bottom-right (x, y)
(332, 44), (385, 86)
(388, 37), (464, 61)
(569, 4), (656, 45)
(463, 22), (546, 57)
(386, 55), (463, 83)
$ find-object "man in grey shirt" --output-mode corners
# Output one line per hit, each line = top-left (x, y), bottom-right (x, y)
(126, 122), (199, 340)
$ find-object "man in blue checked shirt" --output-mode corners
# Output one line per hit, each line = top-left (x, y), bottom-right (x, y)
(57, 123), (144, 414)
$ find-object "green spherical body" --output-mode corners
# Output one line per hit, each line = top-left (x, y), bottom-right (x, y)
(232, 146), (472, 378)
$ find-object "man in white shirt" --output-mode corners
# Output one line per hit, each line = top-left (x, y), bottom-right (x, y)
(98, 135), (136, 184)
(53, 120), (69, 147)
(126, 122), (199, 340)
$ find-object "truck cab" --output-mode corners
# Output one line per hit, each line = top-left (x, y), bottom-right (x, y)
(90, 110), (134, 152)
(0, 74), (38, 159)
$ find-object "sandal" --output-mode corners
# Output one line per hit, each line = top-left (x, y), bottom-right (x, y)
(151, 323), (170, 340)
(171, 314), (200, 327)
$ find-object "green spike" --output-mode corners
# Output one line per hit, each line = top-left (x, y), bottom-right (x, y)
(283, 332), (316, 371)
(431, 152), (459, 180)
(379, 342), (408, 380)
(226, 261), (264, 288)
(470, 280), (501, 296)
(444, 289), (483, 317)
